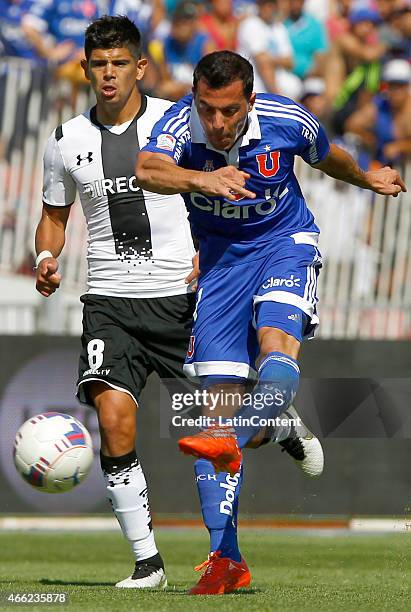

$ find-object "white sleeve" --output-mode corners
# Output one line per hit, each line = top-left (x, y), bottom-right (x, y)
(42, 132), (76, 207)
(274, 24), (293, 58)
(237, 18), (268, 57)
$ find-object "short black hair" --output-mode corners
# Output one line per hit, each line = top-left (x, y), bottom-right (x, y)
(84, 15), (142, 61)
(193, 51), (254, 99)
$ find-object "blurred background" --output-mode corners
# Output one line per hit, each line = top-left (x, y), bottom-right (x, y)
(0, 0), (410, 527)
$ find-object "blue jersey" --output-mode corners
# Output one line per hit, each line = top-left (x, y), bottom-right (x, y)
(27, 0), (98, 47)
(143, 93), (330, 270)
(0, 0), (41, 60)
(106, 1), (154, 40)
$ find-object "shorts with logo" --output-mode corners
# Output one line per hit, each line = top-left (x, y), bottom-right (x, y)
(77, 293), (195, 406)
(184, 236), (322, 380)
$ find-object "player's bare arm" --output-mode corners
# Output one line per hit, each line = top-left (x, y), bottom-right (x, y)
(313, 143), (407, 197)
(185, 251), (200, 289)
(137, 151), (256, 201)
(34, 204), (71, 297)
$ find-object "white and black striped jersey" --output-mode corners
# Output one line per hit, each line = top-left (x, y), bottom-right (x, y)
(43, 95), (195, 298)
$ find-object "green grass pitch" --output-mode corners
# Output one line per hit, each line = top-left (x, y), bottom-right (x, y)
(0, 530), (410, 611)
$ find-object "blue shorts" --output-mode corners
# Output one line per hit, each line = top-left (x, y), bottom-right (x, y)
(184, 235), (322, 379)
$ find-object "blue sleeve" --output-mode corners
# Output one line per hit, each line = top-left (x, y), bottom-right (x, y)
(142, 95), (192, 165)
(295, 105), (330, 165)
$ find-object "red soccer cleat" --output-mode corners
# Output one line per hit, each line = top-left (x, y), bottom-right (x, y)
(189, 551), (251, 595)
(178, 426), (242, 476)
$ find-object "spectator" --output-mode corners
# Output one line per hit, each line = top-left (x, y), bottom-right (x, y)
(304, 0), (329, 22)
(299, 77), (330, 126)
(327, 8), (386, 132)
(386, 1), (411, 61)
(150, 1), (213, 100)
(23, 1), (167, 85)
(108, 0), (167, 41)
(345, 59), (411, 165)
(0, 0), (74, 64)
(237, 0), (302, 98)
(232, 0), (256, 19)
(374, 0), (398, 22)
(23, 0), (100, 84)
(327, 0), (353, 42)
(0, 0), (42, 62)
(284, 0), (329, 79)
(199, 0), (238, 51)
(108, 1), (168, 95)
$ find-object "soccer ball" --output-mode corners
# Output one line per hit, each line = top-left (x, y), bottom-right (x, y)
(13, 412), (93, 493)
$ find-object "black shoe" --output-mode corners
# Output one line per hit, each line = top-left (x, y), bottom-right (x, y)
(115, 553), (167, 589)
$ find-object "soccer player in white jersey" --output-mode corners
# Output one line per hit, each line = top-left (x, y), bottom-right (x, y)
(137, 51), (406, 594)
(34, 16), (197, 590)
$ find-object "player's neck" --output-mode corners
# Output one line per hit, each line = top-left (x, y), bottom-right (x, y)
(95, 89), (143, 126)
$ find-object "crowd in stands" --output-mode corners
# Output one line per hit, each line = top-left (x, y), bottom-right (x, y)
(1, 0), (411, 167)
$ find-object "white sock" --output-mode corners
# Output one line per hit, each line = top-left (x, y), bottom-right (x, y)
(100, 450), (158, 562)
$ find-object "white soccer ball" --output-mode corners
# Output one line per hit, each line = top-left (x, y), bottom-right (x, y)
(13, 412), (93, 493)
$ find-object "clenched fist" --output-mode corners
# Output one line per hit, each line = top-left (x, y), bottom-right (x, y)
(36, 257), (62, 297)
(365, 166), (407, 197)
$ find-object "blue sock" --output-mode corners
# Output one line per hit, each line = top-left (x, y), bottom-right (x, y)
(235, 351), (300, 448)
(194, 458), (242, 562)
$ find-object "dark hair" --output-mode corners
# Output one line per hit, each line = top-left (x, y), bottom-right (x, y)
(193, 51), (254, 99)
(84, 15), (142, 61)
(173, 1), (198, 21)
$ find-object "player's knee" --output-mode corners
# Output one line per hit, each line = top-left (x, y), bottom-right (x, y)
(92, 389), (137, 448)
(258, 327), (300, 362)
(98, 404), (135, 438)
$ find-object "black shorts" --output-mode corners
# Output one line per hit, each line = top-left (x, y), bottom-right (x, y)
(76, 293), (195, 405)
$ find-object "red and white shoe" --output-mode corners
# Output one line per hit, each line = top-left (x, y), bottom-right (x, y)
(189, 550), (251, 595)
(178, 426), (242, 476)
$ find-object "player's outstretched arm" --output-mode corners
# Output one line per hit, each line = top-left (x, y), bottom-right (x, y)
(137, 152), (255, 201)
(312, 143), (407, 197)
(35, 204), (70, 297)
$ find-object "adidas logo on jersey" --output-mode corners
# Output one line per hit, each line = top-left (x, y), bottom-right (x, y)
(262, 274), (301, 289)
(84, 176), (140, 198)
(190, 192), (277, 219)
(220, 472), (240, 516)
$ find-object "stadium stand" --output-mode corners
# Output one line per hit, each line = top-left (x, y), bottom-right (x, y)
(0, 0), (410, 336)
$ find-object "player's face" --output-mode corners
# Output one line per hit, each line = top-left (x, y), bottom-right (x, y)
(81, 47), (147, 107)
(194, 78), (255, 151)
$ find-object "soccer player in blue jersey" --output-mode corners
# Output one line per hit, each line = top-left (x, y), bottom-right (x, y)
(136, 51), (406, 594)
